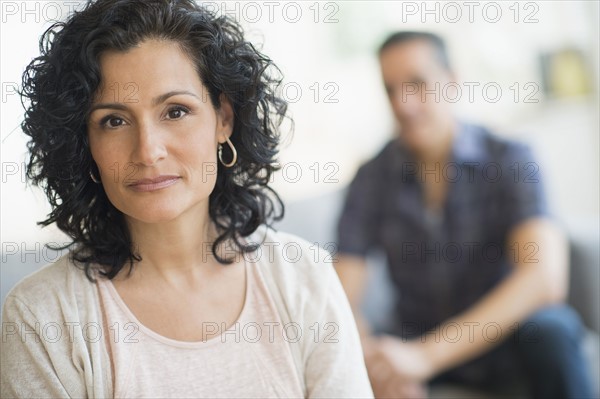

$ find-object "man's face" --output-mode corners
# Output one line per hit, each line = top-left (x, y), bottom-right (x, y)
(380, 39), (455, 154)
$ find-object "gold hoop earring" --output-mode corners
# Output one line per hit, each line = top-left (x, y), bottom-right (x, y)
(90, 169), (100, 184)
(218, 137), (237, 168)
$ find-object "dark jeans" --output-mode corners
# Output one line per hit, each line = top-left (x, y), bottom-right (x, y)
(426, 304), (596, 399)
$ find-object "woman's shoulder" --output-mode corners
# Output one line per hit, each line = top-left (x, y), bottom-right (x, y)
(2, 252), (95, 321)
(249, 225), (336, 279)
(246, 225), (338, 313)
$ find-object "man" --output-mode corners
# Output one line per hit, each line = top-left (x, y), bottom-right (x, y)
(335, 31), (594, 398)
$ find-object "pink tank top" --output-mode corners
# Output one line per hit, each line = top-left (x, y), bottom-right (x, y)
(96, 259), (305, 398)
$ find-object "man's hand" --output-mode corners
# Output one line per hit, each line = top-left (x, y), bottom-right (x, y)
(363, 334), (435, 398)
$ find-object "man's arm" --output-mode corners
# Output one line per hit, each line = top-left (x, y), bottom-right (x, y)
(414, 217), (569, 377)
(334, 159), (385, 345)
(335, 254), (433, 398)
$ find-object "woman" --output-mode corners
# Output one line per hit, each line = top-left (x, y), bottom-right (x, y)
(0, 0), (373, 397)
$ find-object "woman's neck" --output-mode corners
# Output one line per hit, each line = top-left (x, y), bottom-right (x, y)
(123, 201), (222, 285)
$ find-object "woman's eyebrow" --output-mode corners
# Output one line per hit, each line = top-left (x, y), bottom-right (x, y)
(88, 90), (201, 114)
(151, 90), (200, 106)
(88, 102), (128, 113)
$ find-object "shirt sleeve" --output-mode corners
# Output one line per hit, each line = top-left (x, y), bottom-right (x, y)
(303, 255), (375, 398)
(337, 162), (382, 257)
(499, 142), (550, 231)
(0, 295), (72, 399)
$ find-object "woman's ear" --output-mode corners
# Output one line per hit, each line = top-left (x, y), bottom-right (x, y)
(216, 93), (234, 142)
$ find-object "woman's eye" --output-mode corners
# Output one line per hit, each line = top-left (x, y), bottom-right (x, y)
(166, 106), (189, 120)
(100, 116), (125, 129)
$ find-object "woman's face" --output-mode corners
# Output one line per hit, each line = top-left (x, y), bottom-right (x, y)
(87, 39), (233, 224)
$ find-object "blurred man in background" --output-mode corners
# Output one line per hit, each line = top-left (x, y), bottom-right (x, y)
(335, 31), (594, 399)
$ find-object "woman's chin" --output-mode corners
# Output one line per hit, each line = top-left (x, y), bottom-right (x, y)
(121, 204), (190, 225)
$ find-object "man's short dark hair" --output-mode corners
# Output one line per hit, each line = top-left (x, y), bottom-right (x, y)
(379, 31), (451, 71)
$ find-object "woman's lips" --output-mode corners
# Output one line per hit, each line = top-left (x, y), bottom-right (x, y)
(128, 175), (181, 192)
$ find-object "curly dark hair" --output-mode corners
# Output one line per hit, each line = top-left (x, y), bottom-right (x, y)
(20, 0), (287, 281)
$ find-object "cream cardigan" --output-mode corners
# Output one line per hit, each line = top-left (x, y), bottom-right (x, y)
(0, 225), (374, 398)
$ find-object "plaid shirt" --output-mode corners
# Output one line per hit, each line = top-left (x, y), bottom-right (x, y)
(336, 122), (549, 336)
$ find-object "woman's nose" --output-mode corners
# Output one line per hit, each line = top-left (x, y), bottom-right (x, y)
(132, 122), (168, 167)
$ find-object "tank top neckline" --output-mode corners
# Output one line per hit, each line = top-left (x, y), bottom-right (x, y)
(100, 257), (250, 349)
